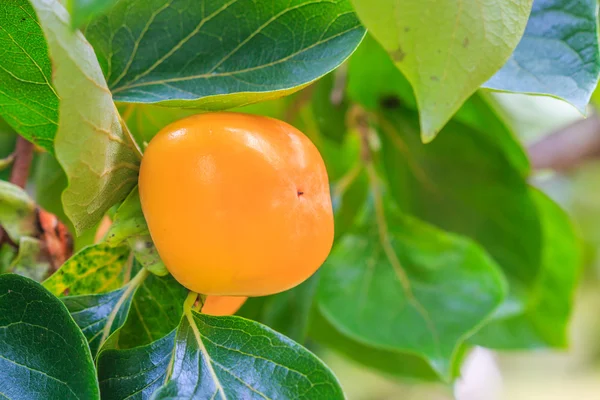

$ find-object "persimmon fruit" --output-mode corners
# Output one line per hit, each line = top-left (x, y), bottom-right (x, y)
(139, 112), (334, 296)
(201, 296), (247, 316)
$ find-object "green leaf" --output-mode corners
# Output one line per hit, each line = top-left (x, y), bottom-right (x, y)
(10, 236), (51, 281)
(0, 180), (37, 241)
(30, 0), (141, 234)
(34, 153), (69, 225)
(348, 35), (529, 174)
(85, 0), (365, 108)
(377, 108), (542, 300)
(311, 71), (349, 143)
(484, 0), (600, 113)
(128, 235), (169, 276)
(62, 287), (134, 357)
(153, 310), (344, 399)
(318, 201), (506, 380)
(471, 189), (581, 349)
(120, 104), (199, 144)
(43, 243), (130, 296)
(238, 273), (321, 343)
(0, 0), (59, 152)
(97, 330), (176, 399)
(110, 270), (188, 349)
(104, 186), (149, 246)
(310, 309), (439, 381)
(0, 274), (100, 399)
(66, 0), (119, 28)
(350, 0), (532, 141)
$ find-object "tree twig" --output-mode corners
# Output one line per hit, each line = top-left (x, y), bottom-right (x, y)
(527, 113), (600, 171)
(9, 136), (34, 189)
(0, 136), (34, 247)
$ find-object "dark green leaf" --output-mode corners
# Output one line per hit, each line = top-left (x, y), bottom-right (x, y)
(0, 0), (59, 152)
(238, 273), (321, 343)
(350, 0), (532, 140)
(85, 0), (365, 108)
(153, 311), (344, 399)
(97, 330), (176, 399)
(66, 0), (119, 28)
(472, 189), (581, 349)
(377, 109), (542, 299)
(62, 286), (134, 357)
(31, 0), (141, 234)
(311, 71), (349, 143)
(484, 0), (600, 112)
(43, 243), (130, 296)
(34, 153), (69, 225)
(0, 180), (37, 241)
(113, 272), (188, 349)
(0, 274), (100, 399)
(318, 203), (506, 379)
(310, 309), (439, 381)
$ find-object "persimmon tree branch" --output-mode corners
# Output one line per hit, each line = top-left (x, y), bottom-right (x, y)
(528, 113), (600, 171)
(0, 136), (34, 248)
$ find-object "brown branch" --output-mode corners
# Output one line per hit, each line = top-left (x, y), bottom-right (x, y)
(10, 136), (34, 189)
(0, 136), (35, 248)
(527, 113), (600, 171)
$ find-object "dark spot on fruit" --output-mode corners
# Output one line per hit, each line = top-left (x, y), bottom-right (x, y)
(297, 190), (304, 197)
(390, 47), (406, 62)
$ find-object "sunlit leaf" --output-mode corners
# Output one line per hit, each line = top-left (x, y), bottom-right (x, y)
(350, 0), (532, 140)
(0, 0), (58, 152)
(43, 243), (130, 296)
(31, 0), (141, 233)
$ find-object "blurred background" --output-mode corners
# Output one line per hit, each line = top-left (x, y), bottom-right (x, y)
(321, 92), (600, 400)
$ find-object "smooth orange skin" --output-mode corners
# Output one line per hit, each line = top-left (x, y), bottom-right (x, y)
(139, 112), (334, 296)
(202, 296), (247, 316)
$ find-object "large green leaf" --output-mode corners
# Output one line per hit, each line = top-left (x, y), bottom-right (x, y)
(97, 330), (176, 399)
(85, 0), (365, 108)
(153, 309), (344, 399)
(0, 274), (100, 399)
(348, 35), (529, 174)
(43, 243), (130, 296)
(350, 0), (532, 141)
(472, 189), (581, 348)
(484, 0), (600, 112)
(318, 200), (506, 380)
(62, 287), (134, 357)
(31, 0), (141, 234)
(0, 0), (59, 152)
(377, 109), (542, 305)
(310, 310), (439, 381)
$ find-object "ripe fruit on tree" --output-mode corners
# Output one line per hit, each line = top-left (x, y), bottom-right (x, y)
(139, 112), (334, 296)
(201, 296), (247, 316)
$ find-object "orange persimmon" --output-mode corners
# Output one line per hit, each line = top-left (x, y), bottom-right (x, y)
(139, 112), (334, 296)
(201, 296), (247, 316)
